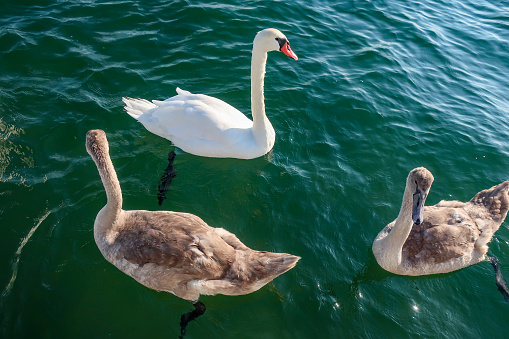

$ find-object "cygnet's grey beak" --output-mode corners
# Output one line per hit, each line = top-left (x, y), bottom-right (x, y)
(412, 190), (426, 225)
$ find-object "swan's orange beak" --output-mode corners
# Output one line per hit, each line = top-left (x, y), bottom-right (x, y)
(281, 42), (298, 60)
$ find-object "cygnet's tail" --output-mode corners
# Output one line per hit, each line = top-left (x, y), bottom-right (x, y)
(470, 181), (509, 224)
(257, 251), (300, 278)
(232, 251), (300, 287)
(122, 97), (157, 120)
(189, 251), (299, 297)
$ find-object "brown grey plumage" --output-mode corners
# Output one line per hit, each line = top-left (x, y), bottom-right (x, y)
(373, 167), (509, 275)
(85, 129), (299, 335)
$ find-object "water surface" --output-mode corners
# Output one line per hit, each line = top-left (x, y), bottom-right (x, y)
(1, 0), (509, 338)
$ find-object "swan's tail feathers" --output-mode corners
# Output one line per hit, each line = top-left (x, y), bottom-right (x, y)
(176, 87), (192, 96)
(488, 256), (509, 302)
(470, 181), (509, 224)
(189, 252), (299, 297)
(122, 97), (157, 120)
(232, 251), (300, 287)
(262, 252), (301, 278)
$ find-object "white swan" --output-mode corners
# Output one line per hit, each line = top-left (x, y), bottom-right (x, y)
(85, 129), (300, 335)
(373, 167), (509, 276)
(123, 28), (298, 159)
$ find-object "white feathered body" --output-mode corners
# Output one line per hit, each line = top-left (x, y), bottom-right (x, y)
(124, 89), (275, 159)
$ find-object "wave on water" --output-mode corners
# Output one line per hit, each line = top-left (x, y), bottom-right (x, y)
(1, 210), (50, 299)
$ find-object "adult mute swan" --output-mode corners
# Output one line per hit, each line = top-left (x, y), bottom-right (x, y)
(373, 167), (509, 276)
(123, 28), (298, 159)
(86, 129), (300, 337)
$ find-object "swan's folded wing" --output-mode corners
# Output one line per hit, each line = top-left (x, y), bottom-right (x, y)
(139, 93), (254, 157)
(403, 206), (478, 265)
(115, 211), (234, 272)
(115, 217), (193, 267)
(151, 89), (252, 130)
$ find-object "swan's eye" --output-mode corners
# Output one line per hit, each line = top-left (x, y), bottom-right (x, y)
(275, 37), (286, 49)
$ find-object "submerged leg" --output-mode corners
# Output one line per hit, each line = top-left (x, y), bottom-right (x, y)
(488, 256), (509, 302)
(179, 301), (206, 338)
(157, 151), (177, 206)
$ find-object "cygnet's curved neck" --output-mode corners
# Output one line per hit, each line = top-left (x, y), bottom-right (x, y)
(375, 182), (415, 270)
(250, 46), (273, 146)
(392, 184), (415, 254)
(91, 146), (123, 234)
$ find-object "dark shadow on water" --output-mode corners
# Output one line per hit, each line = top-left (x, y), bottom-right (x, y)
(345, 251), (458, 313)
(488, 256), (509, 302)
(348, 254), (390, 296)
(179, 301), (206, 339)
(157, 151), (177, 206)
(347, 252), (509, 308)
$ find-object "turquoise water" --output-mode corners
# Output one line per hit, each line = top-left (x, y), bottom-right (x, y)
(1, 0), (509, 337)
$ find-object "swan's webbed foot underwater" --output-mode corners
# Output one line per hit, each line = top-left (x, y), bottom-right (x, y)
(488, 256), (509, 302)
(179, 301), (206, 338)
(157, 151), (177, 206)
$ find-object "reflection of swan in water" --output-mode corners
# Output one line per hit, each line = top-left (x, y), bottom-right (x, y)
(157, 151), (177, 206)
(85, 129), (300, 337)
(123, 28), (298, 159)
(345, 252), (392, 312)
(373, 167), (509, 276)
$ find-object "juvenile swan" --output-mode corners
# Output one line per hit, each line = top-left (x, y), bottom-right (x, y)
(123, 28), (298, 159)
(373, 167), (509, 276)
(86, 129), (300, 336)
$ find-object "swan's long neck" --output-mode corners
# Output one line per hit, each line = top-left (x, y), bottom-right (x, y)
(374, 183), (414, 271)
(251, 47), (274, 148)
(91, 147), (123, 239)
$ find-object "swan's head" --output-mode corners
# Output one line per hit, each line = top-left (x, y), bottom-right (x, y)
(86, 129), (109, 160)
(253, 28), (298, 60)
(407, 167), (434, 225)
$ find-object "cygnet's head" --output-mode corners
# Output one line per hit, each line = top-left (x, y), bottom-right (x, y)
(86, 129), (109, 159)
(407, 167), (434, 225)
(253, 28), (298, 60)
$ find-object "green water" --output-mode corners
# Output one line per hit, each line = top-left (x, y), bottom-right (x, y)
(1, 0), (509, 338)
